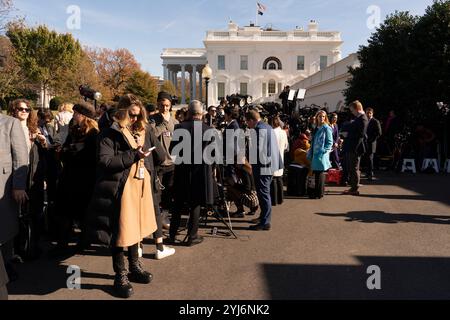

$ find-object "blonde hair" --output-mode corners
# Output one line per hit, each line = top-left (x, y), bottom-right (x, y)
(315, 110), (330, 127)
(79, 116), (99, 135)
(59, 103), (74, 113)
(350, 100), (364, 112)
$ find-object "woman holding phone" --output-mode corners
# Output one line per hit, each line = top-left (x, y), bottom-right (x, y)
(89, 94), (168, 298)
(128, 100), (175, 261)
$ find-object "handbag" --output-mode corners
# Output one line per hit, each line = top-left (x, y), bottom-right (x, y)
(241, 190), (259, 209)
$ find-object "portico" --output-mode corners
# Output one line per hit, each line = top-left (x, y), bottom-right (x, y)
(161, 48), (207, 105)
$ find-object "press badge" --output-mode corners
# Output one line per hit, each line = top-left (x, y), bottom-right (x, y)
(138, 166), (145, 180)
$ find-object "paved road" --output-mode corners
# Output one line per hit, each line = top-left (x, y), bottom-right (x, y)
(8, 173), (450, 300)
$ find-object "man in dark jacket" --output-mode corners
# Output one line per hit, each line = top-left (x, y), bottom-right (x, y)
(169, 101), (216, 246)
(245, 109), (283, 231)
(149, 92), (179, 228)
(342, 101), (369, 196)
(365, 108), (382, 181)
(279, 86), (290, 115)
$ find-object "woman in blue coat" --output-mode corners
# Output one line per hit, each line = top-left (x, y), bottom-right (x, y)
(307, 110), (334, 199)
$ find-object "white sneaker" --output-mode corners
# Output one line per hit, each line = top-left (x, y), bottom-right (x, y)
(155, 246), (176, 260)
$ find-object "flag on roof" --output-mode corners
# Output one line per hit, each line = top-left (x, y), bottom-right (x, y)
(257, 2), (267, 16)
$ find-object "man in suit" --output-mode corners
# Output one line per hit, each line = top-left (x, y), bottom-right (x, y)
(0, 113), (29, 282)
(365, 108), (382, 181)
(342, 101), (369, 196)
(245, 109), (283, 231)
(0, 252), (8, 300)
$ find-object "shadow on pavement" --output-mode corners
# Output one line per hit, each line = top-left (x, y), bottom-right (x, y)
(316, 211), (450, 225)
(357, 173), (450, 206)
(7, 260), (70, 296)
(263, 256), (450, 299)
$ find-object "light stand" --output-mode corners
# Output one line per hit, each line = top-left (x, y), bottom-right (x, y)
(202, 63), (213, 113)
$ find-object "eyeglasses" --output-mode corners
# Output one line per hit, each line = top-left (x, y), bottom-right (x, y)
(17, 107), (30, 113)
(128, 113), (139, 119)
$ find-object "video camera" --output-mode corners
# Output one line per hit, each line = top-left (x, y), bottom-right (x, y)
(79, 85), (102, 101)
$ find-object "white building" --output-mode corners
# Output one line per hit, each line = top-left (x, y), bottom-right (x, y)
(161, 20), (342, 105)
(290, 53), (360, 112)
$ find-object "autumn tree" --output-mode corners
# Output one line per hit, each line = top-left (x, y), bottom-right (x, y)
(125, 70), (159, 105)
(0, 36), (21, 100)
(160, 80), (177, 96)
(56, 50), (107, 101)
(87, 47), (140, 100)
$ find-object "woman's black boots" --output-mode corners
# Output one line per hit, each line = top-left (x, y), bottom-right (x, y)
(128, 244), (153, 284)
(112, 248), (133, 299)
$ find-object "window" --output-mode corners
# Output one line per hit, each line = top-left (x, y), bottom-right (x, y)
(262, 83), (267, 97)
(297, 56), (305, 70)
(268, 80), (276, 95)
(218, 82), (225, 100)
(320, 56), (328, 70)
(240, 55), (248, 70)
(240, 83), (248, 95)
(218, 55), (226, 70)
(263, 56), (282, 70)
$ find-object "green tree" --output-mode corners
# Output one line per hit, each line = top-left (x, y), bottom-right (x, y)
(345, 11), (418, 121)
(345, 0), (450, 126)
(6, 25), (82, 107)
(125, 70), (159, 105)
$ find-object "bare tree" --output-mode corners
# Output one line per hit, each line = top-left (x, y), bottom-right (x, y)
(0, 0), (14, 33)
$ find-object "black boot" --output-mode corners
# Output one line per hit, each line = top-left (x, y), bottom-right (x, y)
(112, 247), (134, 299)
(113, 271), (134, 299)
(128, 244), (153, 284)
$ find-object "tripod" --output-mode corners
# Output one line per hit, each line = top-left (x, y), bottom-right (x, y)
(183, 165), (238, 241)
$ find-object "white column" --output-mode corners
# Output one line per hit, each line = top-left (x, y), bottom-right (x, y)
(181, 64), (186, 104)
(163, 64), (169, 81)
(172, 71), (177, 88)
(174, 70), (178, 90)
(199, 72), (203, 103)
(192, 65), (197, 101)
(189, 71), (193, 101)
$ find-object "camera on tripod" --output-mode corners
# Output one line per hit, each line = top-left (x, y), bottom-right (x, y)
(79, 85), (102, 102)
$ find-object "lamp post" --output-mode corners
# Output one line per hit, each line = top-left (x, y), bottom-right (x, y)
(202, 63), (212, 112)
(437, 102), (450, 164)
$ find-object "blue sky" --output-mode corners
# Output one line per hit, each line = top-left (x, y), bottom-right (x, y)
(13, 0), (432, 77)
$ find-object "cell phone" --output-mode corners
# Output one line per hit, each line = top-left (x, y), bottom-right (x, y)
(148, 146), (156, 152)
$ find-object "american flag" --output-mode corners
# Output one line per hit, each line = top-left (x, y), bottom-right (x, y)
(257, 2), (267, 16)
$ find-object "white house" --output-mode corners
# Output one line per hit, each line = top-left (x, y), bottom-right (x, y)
(161, 20), (343, 105)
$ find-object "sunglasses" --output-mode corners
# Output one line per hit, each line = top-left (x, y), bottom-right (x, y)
(17, 107), (30, 113)
(128, 113), (139, 119)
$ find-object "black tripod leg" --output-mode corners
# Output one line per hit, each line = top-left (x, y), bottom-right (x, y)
(211, 212), (238, 239)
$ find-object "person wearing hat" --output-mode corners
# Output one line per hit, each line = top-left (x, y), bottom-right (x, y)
(52, 101), (100, 256)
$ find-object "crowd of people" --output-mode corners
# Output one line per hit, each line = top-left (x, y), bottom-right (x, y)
(0, 89), (440, 299)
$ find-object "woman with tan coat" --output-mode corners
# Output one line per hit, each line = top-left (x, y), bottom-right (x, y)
(89, 94), (163, 298)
